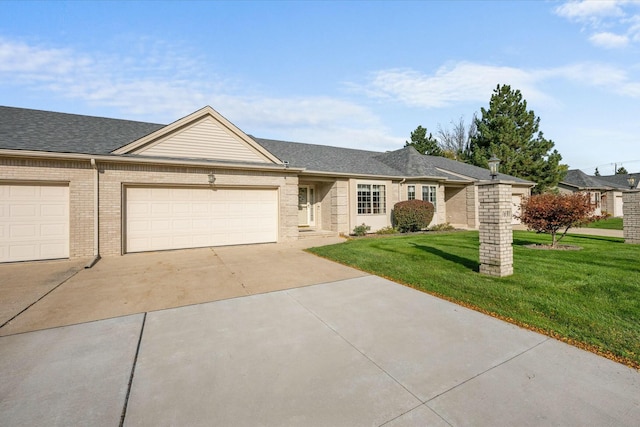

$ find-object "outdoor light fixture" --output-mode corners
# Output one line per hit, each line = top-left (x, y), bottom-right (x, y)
(208, 172), (216, 185)
(488, 155), (500, 180)
(628, 174), (636, 189)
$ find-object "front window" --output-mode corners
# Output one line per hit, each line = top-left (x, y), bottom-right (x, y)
(422, 185), (437, 208)
(407, 185), (415, 200)
(358, 184), (386, 214)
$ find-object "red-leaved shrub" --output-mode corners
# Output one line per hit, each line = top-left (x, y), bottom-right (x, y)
(517, 192), (605, 246)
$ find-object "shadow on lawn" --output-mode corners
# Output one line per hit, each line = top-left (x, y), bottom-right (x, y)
(410, 243), (479, 272)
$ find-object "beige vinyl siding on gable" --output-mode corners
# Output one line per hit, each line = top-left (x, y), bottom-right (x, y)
(134, 117), (270, 163)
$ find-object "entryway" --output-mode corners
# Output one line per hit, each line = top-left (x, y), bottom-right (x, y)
(298, 185), (316, 227)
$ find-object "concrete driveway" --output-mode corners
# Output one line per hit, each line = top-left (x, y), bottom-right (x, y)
(1, 238), (639, 426)
(0, 237), (364, 335)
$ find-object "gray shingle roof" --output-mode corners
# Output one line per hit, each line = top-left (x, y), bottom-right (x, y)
(561, 169), (620, 190)
(0, 106), (163, 155)
(254, 136), (532, 183)
(597, 173), (640, 189)
(253, 137), (408, 176)
(420, 154), (532, 183)
(1, 106), (533, 184)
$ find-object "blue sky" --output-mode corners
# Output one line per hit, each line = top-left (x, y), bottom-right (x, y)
(1, 1), (639, 174)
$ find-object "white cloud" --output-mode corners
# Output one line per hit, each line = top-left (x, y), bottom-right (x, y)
(0, 37), (402, 150)
(589, 31), (630, 48)
(354, 60), (640, 113)
(554, 0), (625, 23)
(554, 1), (640, 48)
(350, 63), (551, 109)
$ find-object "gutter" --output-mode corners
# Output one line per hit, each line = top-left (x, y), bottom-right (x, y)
(85, 158), (101, 268)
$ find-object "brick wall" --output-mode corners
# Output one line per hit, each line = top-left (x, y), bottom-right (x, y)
(1, 157), (95, 258)
(623, 190), (640, 244)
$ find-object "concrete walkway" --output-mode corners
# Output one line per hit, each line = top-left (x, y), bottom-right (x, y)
(568, 227), (624, 238)
(1, 275), (639, 426)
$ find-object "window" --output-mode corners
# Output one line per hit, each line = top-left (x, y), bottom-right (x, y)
(422, 185), (437, 208)
(407, 185), (415, 200)
(357, 184), (386, 214)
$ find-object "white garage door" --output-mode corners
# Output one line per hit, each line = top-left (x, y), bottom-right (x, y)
(0, 184), (70, 262)
(126, 187), (278, 253)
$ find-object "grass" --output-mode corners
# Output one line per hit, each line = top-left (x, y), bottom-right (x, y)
(308, 231), (640, 368)
(585, 217), (623, 230)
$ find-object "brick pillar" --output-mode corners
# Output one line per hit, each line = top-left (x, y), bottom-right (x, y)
(477, 181), (513, 277)
(623, 190), (640, 244)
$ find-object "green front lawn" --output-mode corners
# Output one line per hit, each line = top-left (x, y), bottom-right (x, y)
(586, 217), (624, 230)
(308, 231), (640, 368)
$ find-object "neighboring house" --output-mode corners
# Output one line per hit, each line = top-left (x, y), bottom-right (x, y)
(558, 169), (633, 217)
(0, 105), (534, 263)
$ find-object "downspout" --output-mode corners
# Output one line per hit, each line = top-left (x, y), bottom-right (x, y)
(85, 158), (101, 268)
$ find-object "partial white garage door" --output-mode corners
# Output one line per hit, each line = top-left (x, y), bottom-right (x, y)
(0, 184), (70, 262)
(126, 187), (278, 253)
(512, 194), (522, 225)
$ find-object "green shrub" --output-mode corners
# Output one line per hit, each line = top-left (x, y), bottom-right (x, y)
(428, 222), (455, 231)
(376, 226), (397, 235)
(352, 223), (371, 236)
(393, 200), (434, 232)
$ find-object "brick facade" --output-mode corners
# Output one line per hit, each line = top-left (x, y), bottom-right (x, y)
(477, 181), (513, 277)
(2, 157), (299, 259)
(623, 190), (640, 244)
(1, 157), (95, 258)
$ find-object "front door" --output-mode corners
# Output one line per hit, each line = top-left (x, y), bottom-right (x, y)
(298, 186), (315, 227)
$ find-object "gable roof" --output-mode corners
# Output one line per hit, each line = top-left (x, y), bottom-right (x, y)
(0, 106), (163, 155)
(561, 169), (621, 190)
(113, 106), (281, 164)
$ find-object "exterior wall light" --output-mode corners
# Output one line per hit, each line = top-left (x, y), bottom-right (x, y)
(488, 155), (500, 180)
(628, 174), (636, 189)
(208, 172), (216, 185)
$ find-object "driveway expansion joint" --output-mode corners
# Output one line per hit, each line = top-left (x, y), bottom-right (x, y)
(285, 287), (424, 404)
(0, 265), (83, 331)
(424, 336), (551, 405)
(119, 312), (147, 427)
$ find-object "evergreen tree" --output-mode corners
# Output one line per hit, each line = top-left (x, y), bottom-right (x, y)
(405, 125), (442, 156)
(616, 166), (628, 175)
(594, 167), (601, 176)
(469, 84), (567, 194)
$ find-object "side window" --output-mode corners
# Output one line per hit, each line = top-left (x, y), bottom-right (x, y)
(422, 185), (437, 208)
(357, 184), (371, 214)
(407, 185), (415, 200)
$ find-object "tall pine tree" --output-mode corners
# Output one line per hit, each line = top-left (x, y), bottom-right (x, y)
(405, 125), (442, 156)
(469, 84), (566, 194)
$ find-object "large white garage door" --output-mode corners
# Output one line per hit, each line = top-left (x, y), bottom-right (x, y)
(0, 184), (70, 262)
(126, 187), (278, 253)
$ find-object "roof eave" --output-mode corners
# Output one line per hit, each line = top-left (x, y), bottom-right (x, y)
(0, 149), (304, 173)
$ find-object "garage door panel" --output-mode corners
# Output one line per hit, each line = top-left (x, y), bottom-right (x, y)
(1, 184), (69, 262)
(42, 203), (67, 217)
(126, 187), (278, 253)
